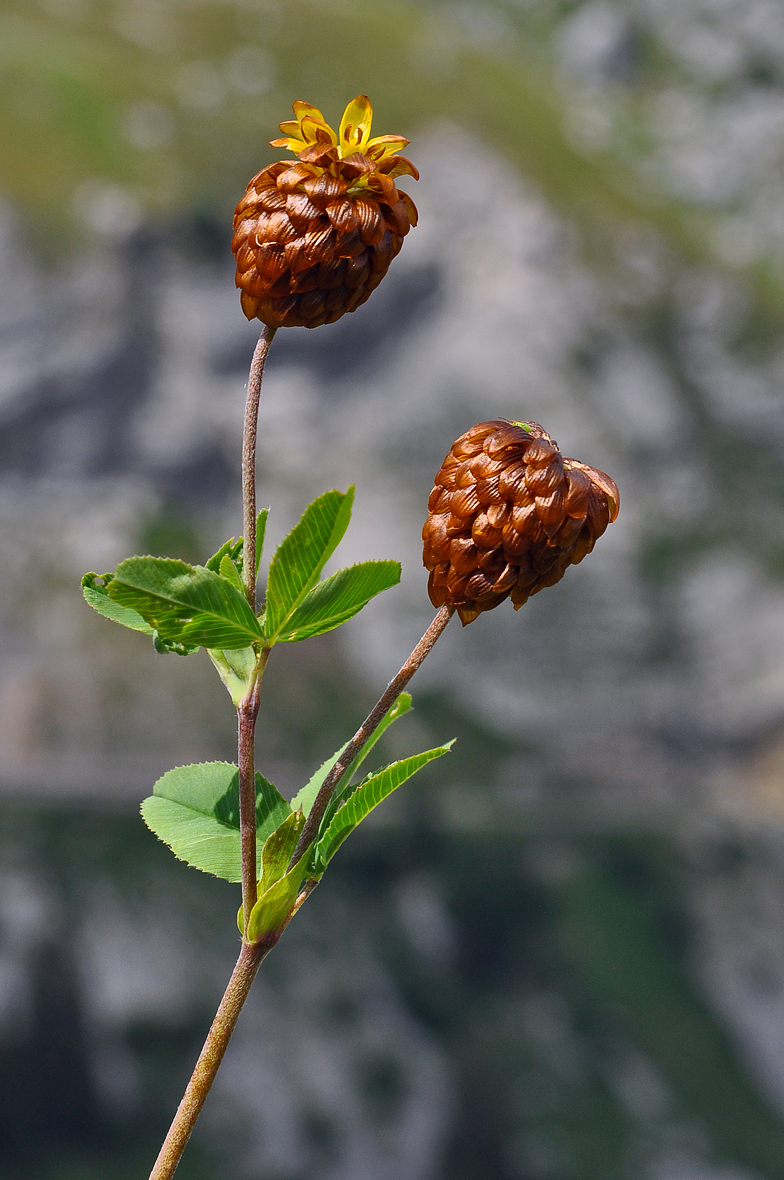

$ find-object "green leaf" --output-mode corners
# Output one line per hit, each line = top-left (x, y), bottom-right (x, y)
(313, 742), (454, 874)
(83, 573), (197, 655)
(264, 488), (354, 644)
(247, 827), (310, 943)
(206, 510), (268, 585)
(256, 508), (269, 575)
(277, 560), (401, 642)
(289, 692), (413, 817)
(82, 572), (154, 635)
(258, 810), (305, 895)
(205, 536), (243, 575)
(108, 556), (264, 650)
(219, 552), (244, 592)
(141, 761), (291, 881)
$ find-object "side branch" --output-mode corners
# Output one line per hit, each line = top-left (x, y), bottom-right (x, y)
(242, 324), (277, 608)
(290, 604), (454, 867)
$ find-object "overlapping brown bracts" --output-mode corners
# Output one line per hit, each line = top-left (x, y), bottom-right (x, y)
(422, 420), (619, 625)
(232, 144), (418, 329)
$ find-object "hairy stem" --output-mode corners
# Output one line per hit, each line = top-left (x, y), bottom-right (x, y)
(242, 324), (277, 608)
(290, 604), (454, 867)
(238, 651), (269, 934)
(146, 594), (452, 1180)
(148, 939), (270, 1180)
(148, 330), (278, 1179)
(238, 327), (275, 930)
(148, 327), (454, 1178)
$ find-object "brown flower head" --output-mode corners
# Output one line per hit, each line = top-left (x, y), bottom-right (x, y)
(422, 420), (620, 625)
(232, 95), (419, 329)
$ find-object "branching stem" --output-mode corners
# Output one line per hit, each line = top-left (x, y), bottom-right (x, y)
(149, 327), (277, 1180)
(148, 326), (455, 1180)
(290, 604), (454, 867)
(148, 604), (453, 1179)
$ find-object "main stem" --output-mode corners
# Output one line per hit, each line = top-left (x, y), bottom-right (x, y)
(238, 325), (276, 933)
(148, 604), (454, 1180)
(148, 940), (268, 1180)
(148, 327), (277, 1180)
(238, 654), (267, 932)
(149, 325), (454, 1178)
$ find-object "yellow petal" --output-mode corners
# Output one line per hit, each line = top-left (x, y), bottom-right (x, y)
(292, 100), (328, 126)
(277, 120), (300, 137)
(365, 134), (409, 162)
(338, 94), (373, 158)
(269, 136), (307, 152)
(300, 115), (337, 146)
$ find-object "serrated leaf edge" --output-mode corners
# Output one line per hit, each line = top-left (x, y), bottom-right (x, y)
(313, 741), (455, 873)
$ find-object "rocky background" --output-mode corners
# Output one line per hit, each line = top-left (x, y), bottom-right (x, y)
(3, 1), (784, 1178)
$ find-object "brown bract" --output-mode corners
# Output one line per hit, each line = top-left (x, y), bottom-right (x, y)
(422, 420), (620, 625)
(232, 142), (418, 329)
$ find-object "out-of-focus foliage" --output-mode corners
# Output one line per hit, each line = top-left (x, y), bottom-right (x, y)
(4, 0), (782, 322)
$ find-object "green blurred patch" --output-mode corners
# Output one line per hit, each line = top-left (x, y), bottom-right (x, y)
(3, 0), (784, 330)
(136, 509), (203, 564)
(555, 838), (784, 1176)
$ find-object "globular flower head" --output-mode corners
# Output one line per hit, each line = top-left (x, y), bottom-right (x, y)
(422, 420), (620, 625)
(232, 96), (418, 329)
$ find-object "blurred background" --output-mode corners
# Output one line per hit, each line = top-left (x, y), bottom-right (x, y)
(4, 1), (784, 1177)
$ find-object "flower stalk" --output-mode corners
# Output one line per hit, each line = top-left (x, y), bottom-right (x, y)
(290, 603), (454, 867)
(242, 324), (277, 608)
